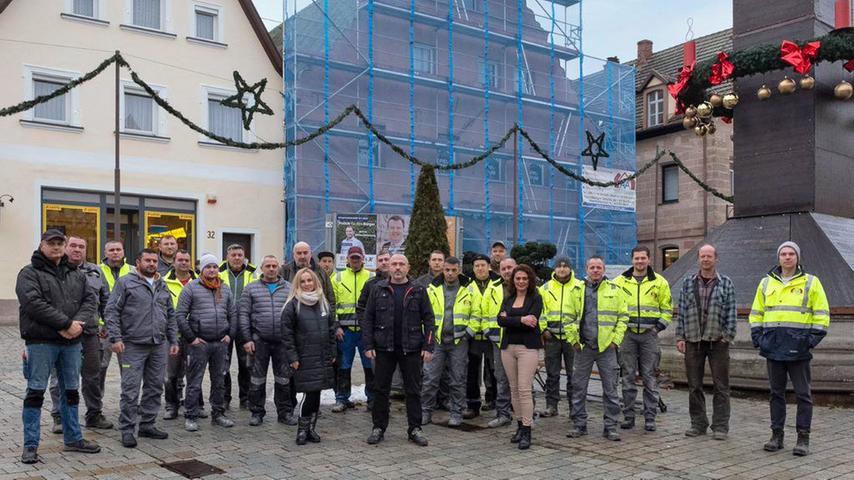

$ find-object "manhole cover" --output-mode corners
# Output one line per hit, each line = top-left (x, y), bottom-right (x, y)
(160, 460), (225, 478)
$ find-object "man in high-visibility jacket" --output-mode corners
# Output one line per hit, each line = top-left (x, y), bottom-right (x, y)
(463, 254), (499, 418)
(421, 256), (477, 427)
(98, 240), (134, 401)
(482, 257), (517, 428)
(614, 245), (672, 432)
(566, 255), (629, 441)
(750, 241), (829, 457)
(331, 246), (375, 413)
(219, 244), (257, 411)
(538, 256), (580, 418)
(163, 250), (199, 420)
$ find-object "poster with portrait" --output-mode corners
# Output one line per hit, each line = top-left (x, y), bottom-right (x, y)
(376, 214), (408, 255)
(335, 214), (377, 269)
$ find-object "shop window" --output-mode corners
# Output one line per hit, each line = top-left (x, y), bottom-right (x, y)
(144, 211), (195, 261)
(662, 246), (679, 270)
(42, 204), (100, 262)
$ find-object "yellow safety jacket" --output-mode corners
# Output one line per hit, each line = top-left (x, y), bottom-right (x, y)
(749, 266), (830, 362)
(539, 271), (582, 340)
(614, 268), (672, 333)
(480, 277), (505, 346)
(99, 260), (132, 292)
(332, 267), (375, 329)
(163, 269), (197, 308)
(427, 275), (478, 345)
(218, 262), (257, 290)
(565, 279), (629, 352)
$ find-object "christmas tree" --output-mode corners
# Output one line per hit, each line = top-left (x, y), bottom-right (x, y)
(404, 165), (449, 277)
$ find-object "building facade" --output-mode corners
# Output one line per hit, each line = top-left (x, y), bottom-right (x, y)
(0, 0), (283, 316)
(628, 30), (734, 271)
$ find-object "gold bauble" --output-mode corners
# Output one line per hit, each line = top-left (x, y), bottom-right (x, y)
(757, 85), (772, 101)
(799, 75), (815, 90)
(722, 93), (739, 109)
(709, 94), (723, 108)
(706, 122), (717, 135)
(696, 102), (714, 119)
(685, 106), (698, 118)
(694, 125), (707, 136)
(834, 80), (854, 100)
(682, 116), (698, 129)
(778, 76), (797, 95)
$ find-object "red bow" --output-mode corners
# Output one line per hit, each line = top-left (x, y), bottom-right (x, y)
(709, 52), (735, 86)
(844, 59), (854, 72)
(780, 40), (821, 75)
(667, 63), (695, 114)
(720, 116), (732, 124)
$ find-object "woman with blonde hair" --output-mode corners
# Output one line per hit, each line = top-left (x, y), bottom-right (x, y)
(281, 268), (337, 445)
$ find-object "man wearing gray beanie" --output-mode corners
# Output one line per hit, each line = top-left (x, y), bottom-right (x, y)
(749, 241), (830, 457)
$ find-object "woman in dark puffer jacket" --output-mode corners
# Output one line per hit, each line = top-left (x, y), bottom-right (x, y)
(282, 268), (337, 445)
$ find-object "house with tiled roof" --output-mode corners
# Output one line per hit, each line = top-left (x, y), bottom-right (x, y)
(627, 30), (735, 270)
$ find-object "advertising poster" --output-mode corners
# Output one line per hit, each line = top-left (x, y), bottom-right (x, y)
(376, 213), (408, 255)
(335, 214), (377, 269)
(581, 166), (637, 212)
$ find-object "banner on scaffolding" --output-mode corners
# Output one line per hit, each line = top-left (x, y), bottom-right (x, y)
(581, 166), (637, 212)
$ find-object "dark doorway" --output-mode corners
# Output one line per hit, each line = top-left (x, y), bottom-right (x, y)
(106, 208), (140, 261)
(222, 233), (253, 264)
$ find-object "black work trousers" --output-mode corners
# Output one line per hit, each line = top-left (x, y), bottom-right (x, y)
(372, 349), (423, 434)
(767, 358), (813, 432)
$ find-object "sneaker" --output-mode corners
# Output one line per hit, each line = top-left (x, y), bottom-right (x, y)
(121, 432), (137, 448)
(249, 414), (263, 427)
(447, 414), (462, 427)
(21, 446), (39, 464)
(139, 426), (169, 439)
(163, 406), (178, 420)
(566, 426), (588, 438)
(408, 428), (429, 447)
(644, 420), (656, 432)
(85, 414), (113, 430)
(51, 417), (63, 434)
(481, 401), (495, 412)
(64, 439), (101, 454)
(366, 427), (384, 445)
(685, 426), (707, 437)
(712, 430), (728, 441)
(620, 417), (635, 430)
(212, 415), (234, 428)
(487, 416), (512, 428)
(603, 430), (621, 442)
(462, 408), (478, 420)
(331, 401), (347, 413)
(421, 412), (432, 425)
(540, 405), (557, 418)
(184, 419), (199, 432)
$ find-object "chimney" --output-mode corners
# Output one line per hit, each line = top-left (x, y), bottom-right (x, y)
(637, 39), (653, 64)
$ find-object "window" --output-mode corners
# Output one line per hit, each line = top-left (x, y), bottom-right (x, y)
(662, 164), (678, 203)
(479, 59), (501, 90)
(42, 204), (101, 262)
(207, 94), (243, 142)
(515, 63), (533, 95)
(526, 161), (544, 186)
(413, 43), (436, 76)
(144, 211), (195, 262)
(132, 0), (162, 30)
(33, 79), (67, 123)
(358, 138), (381, 167)
(193, 4), (221, 41)
(124, 91), (154, 134)
(463, 0), (480, 13)
(662, 247), (679, 270)
(73, 0), (95, 17)
(647, 89), (664, 127)
(486, 158), (505, 182)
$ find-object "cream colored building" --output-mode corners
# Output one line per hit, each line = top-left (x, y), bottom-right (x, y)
(0, 0), (283, 316)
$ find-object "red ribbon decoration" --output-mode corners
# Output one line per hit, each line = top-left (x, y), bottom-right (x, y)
(844, 59), (854, 72)
(780, 40), (821, 75)
(709, 52), (735, 85)
(667, 62), (695, 114)
(720, 116), (732, 124)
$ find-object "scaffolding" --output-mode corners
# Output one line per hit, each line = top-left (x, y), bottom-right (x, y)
(283, 0), (636, 268)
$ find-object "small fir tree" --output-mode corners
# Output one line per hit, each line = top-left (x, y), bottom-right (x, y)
(404, 165), (450, 277)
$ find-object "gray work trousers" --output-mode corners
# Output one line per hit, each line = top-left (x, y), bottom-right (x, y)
(620, 330), (660, 421)
(118, 342), (168, 433)
(50, 333), (104, 423)
(492, 344), (512, 419)
(544, 336), (574, 408)
(421, 340), (468, 416)
(99, 335), (121, 399)
(571, 345), (621, 430)
(184, 341), (228, 419)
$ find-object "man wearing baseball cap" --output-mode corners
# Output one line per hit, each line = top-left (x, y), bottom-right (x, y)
(316, 251), (336, 277)
(331, 246), (375, 412)
(750, 241), (830, 456)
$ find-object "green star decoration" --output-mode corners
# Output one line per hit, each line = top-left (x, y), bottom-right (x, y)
(581, 130), (609, 170)
(220, 71), (274, 130)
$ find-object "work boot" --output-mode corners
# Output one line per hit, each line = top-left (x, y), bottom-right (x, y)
(51, 416), (63, 434)
(566, 425), (588, 438)
(121, 432), (137, 448)
(278, 411), (298, 426)
(793, 431), (810, 456)
(764, 429), (784, 452)
(685, 426), (707, 437)
(510, 421), (523, 443)
(249, 414), (263, 426)
(540, 405), (557, 418)
(86, 414), (113, 430)
(20, 446), (39, 464)
(184, 419), (199, 432)
(644, 420), (656, 432)
(331, 401), (348, 413)
(447, 414), (462, 427)
(366, 427), (384, 445)
(296, 417), (310, 445)
(487, 416), (512, 428)
(620, 417), (635, 430)
(462, 408), (478, 419)
(408, 427), (429, 447)
(212, 415), (234, 428)
(421, 411), (432, 425)
(163, 406), (178, 420)
(307, 413), (321, 443)
(603, 430), (621, 442)
(139, 426), (169, 439)
(63, 439), (101, 454)
(518, 426), (532, 450)
(712, 430), (728, 441)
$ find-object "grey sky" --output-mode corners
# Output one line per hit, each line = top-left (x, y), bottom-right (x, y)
(252, 1), (733, 63)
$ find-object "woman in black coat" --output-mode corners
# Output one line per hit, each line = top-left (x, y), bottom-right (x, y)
(282, 267), (337, 445)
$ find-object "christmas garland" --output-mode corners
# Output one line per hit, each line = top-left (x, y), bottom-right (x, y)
(677, 29), (854, 109)
(0, 52), (733, 203)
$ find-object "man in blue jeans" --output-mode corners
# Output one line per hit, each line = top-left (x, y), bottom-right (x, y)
(16, 229), (101, 463)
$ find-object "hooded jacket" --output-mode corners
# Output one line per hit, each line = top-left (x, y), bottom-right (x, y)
(16, 250), (97, 344)
(175, 278), (237, 343)
(104, 271), (177, 346)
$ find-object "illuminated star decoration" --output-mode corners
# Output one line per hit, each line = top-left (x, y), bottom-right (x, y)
(581, 130), (609, 170)
(220, 71), (274, 130)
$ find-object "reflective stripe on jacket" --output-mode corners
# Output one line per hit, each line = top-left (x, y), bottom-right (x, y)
(332, 268), (374, 329)
(480, 278), (505, 346)
(539, 272), (581, 340)
(614, 268), (672, 333)
(564, 279), (629, 352)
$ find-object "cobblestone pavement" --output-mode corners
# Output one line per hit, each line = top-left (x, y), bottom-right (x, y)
(1, 327), (853, 479)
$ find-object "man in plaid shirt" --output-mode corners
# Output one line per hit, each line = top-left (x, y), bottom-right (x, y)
(674, 244), (737, 440)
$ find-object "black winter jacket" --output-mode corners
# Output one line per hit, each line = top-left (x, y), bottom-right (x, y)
(281, 299), (336, 393)
(362, 278), (435, 354)
(238, 278), (291, 343)
(16, 251), (97, 344)
(175, 279), (237, 343)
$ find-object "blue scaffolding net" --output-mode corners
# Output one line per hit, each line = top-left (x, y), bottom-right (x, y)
(283, 0), (636, 268)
